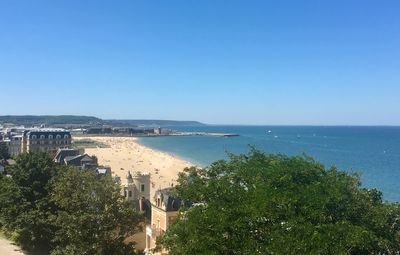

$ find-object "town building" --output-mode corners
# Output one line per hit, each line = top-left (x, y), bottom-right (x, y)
(64, 154), (98, 169)
(145, 188), (182, 254)
(54, 148), (82, 163)
(22, 129), (72, 155)
(153, 127), (162, 135)
(96, 166), (112, 175)
(54, 148), (99, 170)
(3, 135), (23, 157)
(121, 171), (151, 210)
(1, 135), (23, 157)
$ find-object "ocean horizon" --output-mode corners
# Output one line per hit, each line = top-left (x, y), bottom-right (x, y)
(138, 125), (400, 202)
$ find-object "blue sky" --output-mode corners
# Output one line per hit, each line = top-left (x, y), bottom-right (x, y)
(0, 0), (399, 125)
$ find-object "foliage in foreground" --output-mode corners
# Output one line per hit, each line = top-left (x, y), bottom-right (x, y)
(157, 149), (400, 255)
(0, 152), (58, 253)
(50, 168), (142, 255)
(0, 152), (142, 255)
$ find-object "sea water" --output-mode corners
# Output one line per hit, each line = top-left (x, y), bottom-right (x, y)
(138, 126), (400, 201)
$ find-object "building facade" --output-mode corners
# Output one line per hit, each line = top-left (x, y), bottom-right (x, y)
(121, 171), (151, 209)
(145, 188), (182, 255)
(2, 135), (22, 157)
(22, 129), (72, 155)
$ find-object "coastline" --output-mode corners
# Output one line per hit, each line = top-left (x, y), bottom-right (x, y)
(74, 136), (194, 197)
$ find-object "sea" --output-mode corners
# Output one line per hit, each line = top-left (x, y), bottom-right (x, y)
(138, 126), (400, 202)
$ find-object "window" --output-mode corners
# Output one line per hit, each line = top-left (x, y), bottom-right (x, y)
(48, 135), (53, 139)
(32, 135), (37, 139)
(40, 135), (45, 139)
(128, 191), (132, 197)
(124, 190), (127, 197)
(157, 198), (161, 207)
(141, 184), (145, 192)
(64, 134), (69, 139)
(56, 135), (61, 139)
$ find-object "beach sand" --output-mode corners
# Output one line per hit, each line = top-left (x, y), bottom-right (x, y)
(75, 136), (193, 198)
(74, 136), (193, 251)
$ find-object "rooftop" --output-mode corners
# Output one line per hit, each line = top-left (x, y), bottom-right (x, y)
(28, 128), (68, 132)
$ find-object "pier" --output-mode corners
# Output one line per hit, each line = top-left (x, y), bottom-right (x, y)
(172, 132), (240, 137)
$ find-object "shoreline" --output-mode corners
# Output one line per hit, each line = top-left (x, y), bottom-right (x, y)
(136, 136), (206, 168)
(74, 136), (194, 198)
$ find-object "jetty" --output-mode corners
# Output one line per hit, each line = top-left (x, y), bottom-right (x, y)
(172, 132), (239, 137)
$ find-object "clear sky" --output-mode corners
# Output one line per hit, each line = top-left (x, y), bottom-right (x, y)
(0, 1), (399, 125)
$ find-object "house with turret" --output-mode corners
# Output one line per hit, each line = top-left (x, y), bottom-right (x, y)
(120, 171), (151, 211)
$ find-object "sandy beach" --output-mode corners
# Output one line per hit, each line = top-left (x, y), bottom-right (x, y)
(75, 136), (193, 198)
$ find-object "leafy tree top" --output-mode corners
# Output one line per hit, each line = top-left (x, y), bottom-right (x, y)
(158, 149), (400, 255)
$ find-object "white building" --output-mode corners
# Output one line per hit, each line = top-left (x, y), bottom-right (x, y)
(121, 171), (151, 210)
(7, 135), (23, 157)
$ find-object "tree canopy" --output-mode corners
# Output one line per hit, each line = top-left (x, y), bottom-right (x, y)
(50, 168), (143, 255)
(0, 152), (59, 254)
(0, 152), (142, 255)
(157, 149), (400, 255)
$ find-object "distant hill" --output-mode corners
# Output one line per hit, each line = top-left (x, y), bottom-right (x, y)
(0, 115), (102, 126)
(104, 119), (206, 127)
(0, 115), (205, 127)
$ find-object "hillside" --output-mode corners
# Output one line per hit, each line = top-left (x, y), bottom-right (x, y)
(104, 119), (205, 127)
(0, 115), (102, 126)
(0, 115), (205, 127)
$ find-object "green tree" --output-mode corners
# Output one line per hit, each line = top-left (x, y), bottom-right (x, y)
(0, 142), (10, 160)
(0, 152), (60, 254)
(0, 152), (143, 255)
(50, 168), (143, 255)
(157, 149), (400, 255)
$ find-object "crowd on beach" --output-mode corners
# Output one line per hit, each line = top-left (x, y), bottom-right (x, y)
(77, 136), (192, 197)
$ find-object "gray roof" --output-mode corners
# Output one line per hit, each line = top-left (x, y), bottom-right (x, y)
(154, 188), (182, 212)
(54, 148), (80, 163)
(64, 155), (84, 162)
(26, 129), (71, 139)
(64, 154), (96, 167)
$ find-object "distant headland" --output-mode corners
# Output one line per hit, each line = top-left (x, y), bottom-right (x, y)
(0, 115), (238, 138)
(0, 115), (206, 127)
